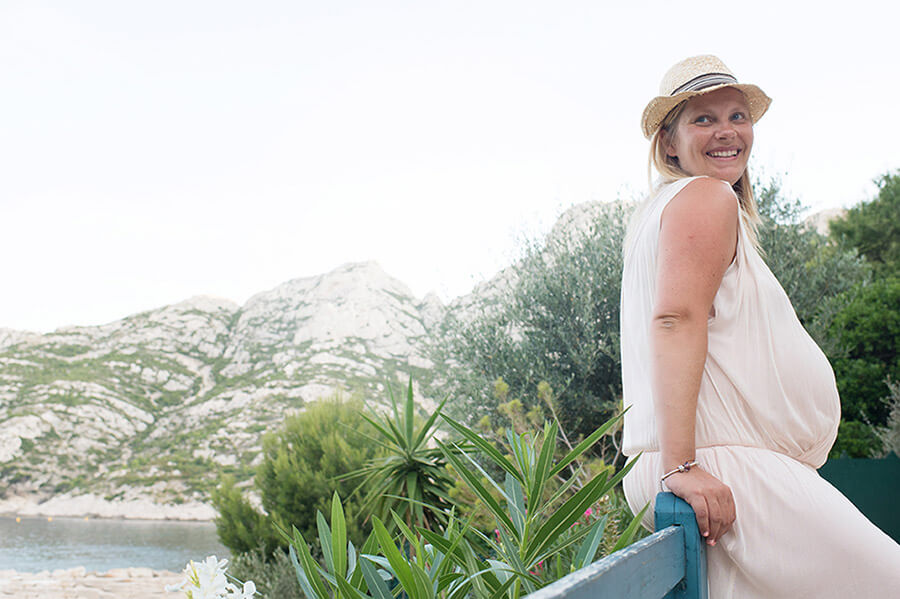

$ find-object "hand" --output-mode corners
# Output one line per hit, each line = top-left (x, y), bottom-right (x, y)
(663, 467), (735, 546)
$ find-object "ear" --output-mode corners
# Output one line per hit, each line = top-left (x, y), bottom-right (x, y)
(662, 130), (677, 158)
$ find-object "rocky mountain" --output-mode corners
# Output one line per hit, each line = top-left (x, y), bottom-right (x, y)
(0, 261), (445, 514)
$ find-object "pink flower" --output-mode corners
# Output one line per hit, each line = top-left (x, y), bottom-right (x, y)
(584, 508), (593, 517)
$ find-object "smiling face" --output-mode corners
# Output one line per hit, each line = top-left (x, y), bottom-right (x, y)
(663, 87), (753, 185)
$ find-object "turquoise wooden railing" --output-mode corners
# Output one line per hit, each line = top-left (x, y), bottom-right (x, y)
(524, 492), (707, 599)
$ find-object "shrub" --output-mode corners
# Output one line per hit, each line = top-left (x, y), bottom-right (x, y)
(228, 546), (302, 599)
(828, 278), (900, 428)
(876, 379), (900, 457)
(212, 395), (379, 557)
(829, 170), (900, 278)
(829, 419), (883, 459)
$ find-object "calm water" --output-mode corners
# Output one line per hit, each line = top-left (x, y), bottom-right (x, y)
(0, 516), (230, 573)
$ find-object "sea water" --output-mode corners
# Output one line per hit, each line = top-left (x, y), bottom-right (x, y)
(0, 515), (230, 573)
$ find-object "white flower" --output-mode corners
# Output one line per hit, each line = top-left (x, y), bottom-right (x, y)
(193, 555), (230, 597)
(225, 580), (257, 598)
(166, 555), (237, 598)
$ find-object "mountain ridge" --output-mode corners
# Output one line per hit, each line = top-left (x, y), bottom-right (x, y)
(0, 203), (845, 519)
(0, 260), (444, 518)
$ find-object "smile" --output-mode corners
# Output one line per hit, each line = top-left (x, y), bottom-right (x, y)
(707, 149), (740, 158)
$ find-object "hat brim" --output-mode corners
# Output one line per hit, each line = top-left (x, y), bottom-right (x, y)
(641, 83), (772, 139)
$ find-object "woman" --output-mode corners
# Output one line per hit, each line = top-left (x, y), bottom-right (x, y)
(620, 55), (900, 598)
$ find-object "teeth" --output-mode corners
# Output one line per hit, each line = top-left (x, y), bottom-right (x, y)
(708, 149), (739, 157)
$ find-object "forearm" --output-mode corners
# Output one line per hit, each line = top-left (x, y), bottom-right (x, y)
(651, 315), (708, 470)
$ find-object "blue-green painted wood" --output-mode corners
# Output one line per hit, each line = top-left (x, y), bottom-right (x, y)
(522, 491), (707, 599)
(524, 526), (685, 599)
(655, 492), (708, 599)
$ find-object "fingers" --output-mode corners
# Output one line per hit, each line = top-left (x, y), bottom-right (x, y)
(705, 486), (736, 546)
(720, 490), (736, 538)
(690, 496), (711, 541)
(666, 469), (735, 546)
(706, 494), (725, 545)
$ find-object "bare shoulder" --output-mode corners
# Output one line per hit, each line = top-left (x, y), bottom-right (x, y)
(664, 177), (738, 218)
(658, 177), (738, 265)
(661, 177), (738, 232)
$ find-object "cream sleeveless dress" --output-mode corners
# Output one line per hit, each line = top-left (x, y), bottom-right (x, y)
(620, 176), (900, 598)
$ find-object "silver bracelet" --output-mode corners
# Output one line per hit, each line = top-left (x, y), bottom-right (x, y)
(659, 460), (699, 490)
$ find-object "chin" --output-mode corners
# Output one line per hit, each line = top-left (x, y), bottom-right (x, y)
(711, 168), (744, 186)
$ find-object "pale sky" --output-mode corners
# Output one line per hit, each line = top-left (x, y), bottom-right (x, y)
(2, 1), (898, 333)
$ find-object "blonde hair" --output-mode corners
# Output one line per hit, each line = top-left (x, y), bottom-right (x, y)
(632, 95), (762, 252)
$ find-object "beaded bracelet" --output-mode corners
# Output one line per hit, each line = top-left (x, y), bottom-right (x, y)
(659, 460), (699, 490)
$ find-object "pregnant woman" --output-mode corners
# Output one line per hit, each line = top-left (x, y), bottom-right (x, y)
(620, 55), (900, 597)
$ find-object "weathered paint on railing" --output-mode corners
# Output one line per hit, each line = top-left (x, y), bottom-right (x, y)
(524, 492), (707, 599)
(654, 492), (707, 599)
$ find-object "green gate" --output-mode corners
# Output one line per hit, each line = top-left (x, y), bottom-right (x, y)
(818, 452), (900, 542)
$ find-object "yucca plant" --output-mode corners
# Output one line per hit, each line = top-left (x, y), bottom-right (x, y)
(437, 412), (647, 599)
(345, 378), (457, 531)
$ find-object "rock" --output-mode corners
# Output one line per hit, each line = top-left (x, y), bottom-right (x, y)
(1, 200), (612, 517)
(0, 260), (448, 517)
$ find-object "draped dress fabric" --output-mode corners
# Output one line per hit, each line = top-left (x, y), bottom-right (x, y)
(620, 176), (900, 598)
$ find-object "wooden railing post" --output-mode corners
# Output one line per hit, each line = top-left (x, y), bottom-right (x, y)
(654, 492), (708, 599)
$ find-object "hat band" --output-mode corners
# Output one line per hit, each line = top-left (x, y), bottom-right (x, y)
(671, 73), (738, 95)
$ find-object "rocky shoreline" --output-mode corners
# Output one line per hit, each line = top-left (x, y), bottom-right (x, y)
(0, 567), (183, 598)
(0, 492), (216, 521)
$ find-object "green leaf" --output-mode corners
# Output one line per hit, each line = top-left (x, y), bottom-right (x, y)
(548, 410), (625, 478)
(406, 471), (421, 520)
(390, 511), (427, 569)
(504, 474), (526, 537)
(611, 502), (650, 553)
(359, 557), (393, 599)
(525, 474), (608, 562)
(439, 443), (516, 533)
(290, 545), (324, 599)
(405, 377), (415, 445)
(573, 514), (608, 570)
(531, 521), (595, 567)
(506, 428), (533, 477)
(527, 456), (639, 562)
(487, 577), (517, 599)
(418, 530), (468, 570)
(440, 415), (519, 480)
(410, 562), (436, 599)
(335, 572), (372, 599)
(288, 527), (332, 599)
(527, 421), (558, 517)
(317, 510), (335, 575)
(436, 572), (465, 595)
(331, 492), (348, 578)
(371, 516), (416, 594)
(347, 540), (358, 581)
(412, 395), (450, 449)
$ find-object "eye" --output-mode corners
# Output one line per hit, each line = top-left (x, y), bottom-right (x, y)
(730, 111), (748, 121)
(693, 115), (711, 124)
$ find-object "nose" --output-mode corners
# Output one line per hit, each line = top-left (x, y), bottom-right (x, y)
(715, 121), (737, 140)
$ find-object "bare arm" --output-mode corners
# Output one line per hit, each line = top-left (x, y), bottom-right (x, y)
(652, 177), (738, 546)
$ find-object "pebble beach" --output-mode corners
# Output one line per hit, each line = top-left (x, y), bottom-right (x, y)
(0, 567), (183, 599)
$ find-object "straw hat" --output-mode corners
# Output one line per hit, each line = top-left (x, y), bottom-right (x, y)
(641, 55), (771, 139)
